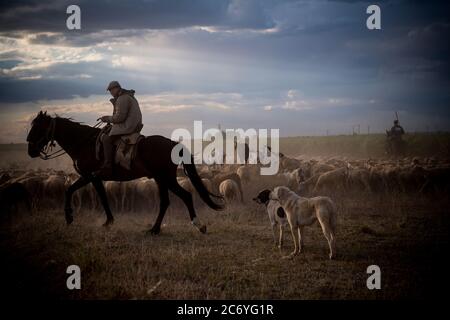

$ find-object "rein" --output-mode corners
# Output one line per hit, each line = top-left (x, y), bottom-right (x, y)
(39, 119), (104, 160)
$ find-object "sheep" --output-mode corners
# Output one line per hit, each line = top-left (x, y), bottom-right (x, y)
(211, 172), (244, 202)
(14, 174), (45, 210)
(280, 156), (302, 172)
(236, 165), (260, 184)
(104, 181), (123, 212)
(310, 163), (335, 177)
(298, 173), (322, 195)
(312, 167), (349, 194)
(42, 174), (66, 209)
(219, 179), (240, 203)
(346, 165), (372, 193)
(134, 178), (159, 212)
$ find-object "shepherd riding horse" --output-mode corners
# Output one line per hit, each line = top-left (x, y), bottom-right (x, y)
(26, 111), (224, 234)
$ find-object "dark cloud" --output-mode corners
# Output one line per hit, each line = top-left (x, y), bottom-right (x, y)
(0, 0), (449, 134)
(0, 0), (279, 33)
(0, 60), (21, 69)
(0, 77), (102, 103)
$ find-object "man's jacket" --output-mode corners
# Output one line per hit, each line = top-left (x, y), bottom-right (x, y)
(390, 125), (405, 138)
(106, 89), (143, 136)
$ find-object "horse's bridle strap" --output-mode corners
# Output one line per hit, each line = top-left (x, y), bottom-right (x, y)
(39, 119), (103, 160)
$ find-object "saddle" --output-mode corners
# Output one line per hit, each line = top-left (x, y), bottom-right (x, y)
(96, 125), (144, 170)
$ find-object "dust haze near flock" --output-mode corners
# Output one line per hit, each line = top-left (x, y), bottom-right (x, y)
(0, 0), (449, 143)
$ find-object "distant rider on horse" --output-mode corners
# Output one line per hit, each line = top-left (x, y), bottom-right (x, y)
(389, 119), (405, 140)
(96, 81), (143, 177)
(386, 119), (406, 156)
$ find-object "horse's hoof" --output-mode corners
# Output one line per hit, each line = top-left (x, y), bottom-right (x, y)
(147, 227), (160, 235)
(65, 216), (73, 225)
(102, 219), (114, 227)
(199, 225), (207, 234)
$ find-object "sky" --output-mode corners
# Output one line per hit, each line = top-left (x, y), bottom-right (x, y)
(0, 0), (449, 143)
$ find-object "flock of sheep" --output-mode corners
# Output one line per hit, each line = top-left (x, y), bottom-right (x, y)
(1, 153), (449, 217)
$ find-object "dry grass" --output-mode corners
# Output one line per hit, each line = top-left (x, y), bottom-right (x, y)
(1, 191), (448, 300)
(2, 136), (449, 300)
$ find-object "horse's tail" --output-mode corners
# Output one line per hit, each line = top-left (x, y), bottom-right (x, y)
(182, 157), (225, 211)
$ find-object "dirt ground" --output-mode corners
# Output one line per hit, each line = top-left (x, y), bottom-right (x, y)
(1, 191), (448, 300)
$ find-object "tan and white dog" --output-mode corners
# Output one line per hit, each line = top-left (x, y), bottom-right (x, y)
(270, 186), (337, 259)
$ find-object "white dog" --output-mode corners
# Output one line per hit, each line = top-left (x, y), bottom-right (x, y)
(253, 189), (288, 248)
(270, 186), (337, 259)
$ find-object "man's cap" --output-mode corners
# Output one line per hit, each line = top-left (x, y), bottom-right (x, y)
(107, 81), (121, 91)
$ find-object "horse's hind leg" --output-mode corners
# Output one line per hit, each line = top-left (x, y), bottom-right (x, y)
(91, 177), (114, 227)
(169, 179), (206, 234)
(148, 179), (169, 235)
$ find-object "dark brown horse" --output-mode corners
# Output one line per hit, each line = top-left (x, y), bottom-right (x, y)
(26, 111), (224, 234)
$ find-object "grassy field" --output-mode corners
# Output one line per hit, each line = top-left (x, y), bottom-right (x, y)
(1, 134), (449, 299)
(1, 191), (448, 299)
(280, 132), (450, 158)
(2, 132), (450, 172)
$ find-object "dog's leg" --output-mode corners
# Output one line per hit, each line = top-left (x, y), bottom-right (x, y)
(271, 223), (277, 246)
(278, 224), (283, 250)
(329, 232), (336, 260)
(283, 224), (299, 259)
(317, 216), (335, 259)
(298, 226), (305, 253)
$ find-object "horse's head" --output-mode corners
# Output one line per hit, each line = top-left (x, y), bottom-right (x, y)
(27, 111), (53, 158)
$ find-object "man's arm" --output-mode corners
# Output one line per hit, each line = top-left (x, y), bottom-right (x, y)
(107, 95), (131, 124)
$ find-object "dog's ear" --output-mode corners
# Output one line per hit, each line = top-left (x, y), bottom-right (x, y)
(262, 189), (271, 201)
(278, 186), (290, 199)
(256, 189), (271, 202)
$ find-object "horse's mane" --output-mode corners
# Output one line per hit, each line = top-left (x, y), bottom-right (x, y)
(53, 114), (100, 140)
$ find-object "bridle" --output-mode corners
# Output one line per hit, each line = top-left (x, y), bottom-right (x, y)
(38, 118), (62, 160)
(37, 118), (104, 160)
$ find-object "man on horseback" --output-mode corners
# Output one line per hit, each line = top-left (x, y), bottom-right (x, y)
(390, 119), (405, 139)
(95, 81), (143, 177)
(386, 119), (406, 156)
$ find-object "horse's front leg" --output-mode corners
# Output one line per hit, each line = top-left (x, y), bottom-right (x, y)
(65, 176), (91, 225)
(91, 177), (114, 226)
